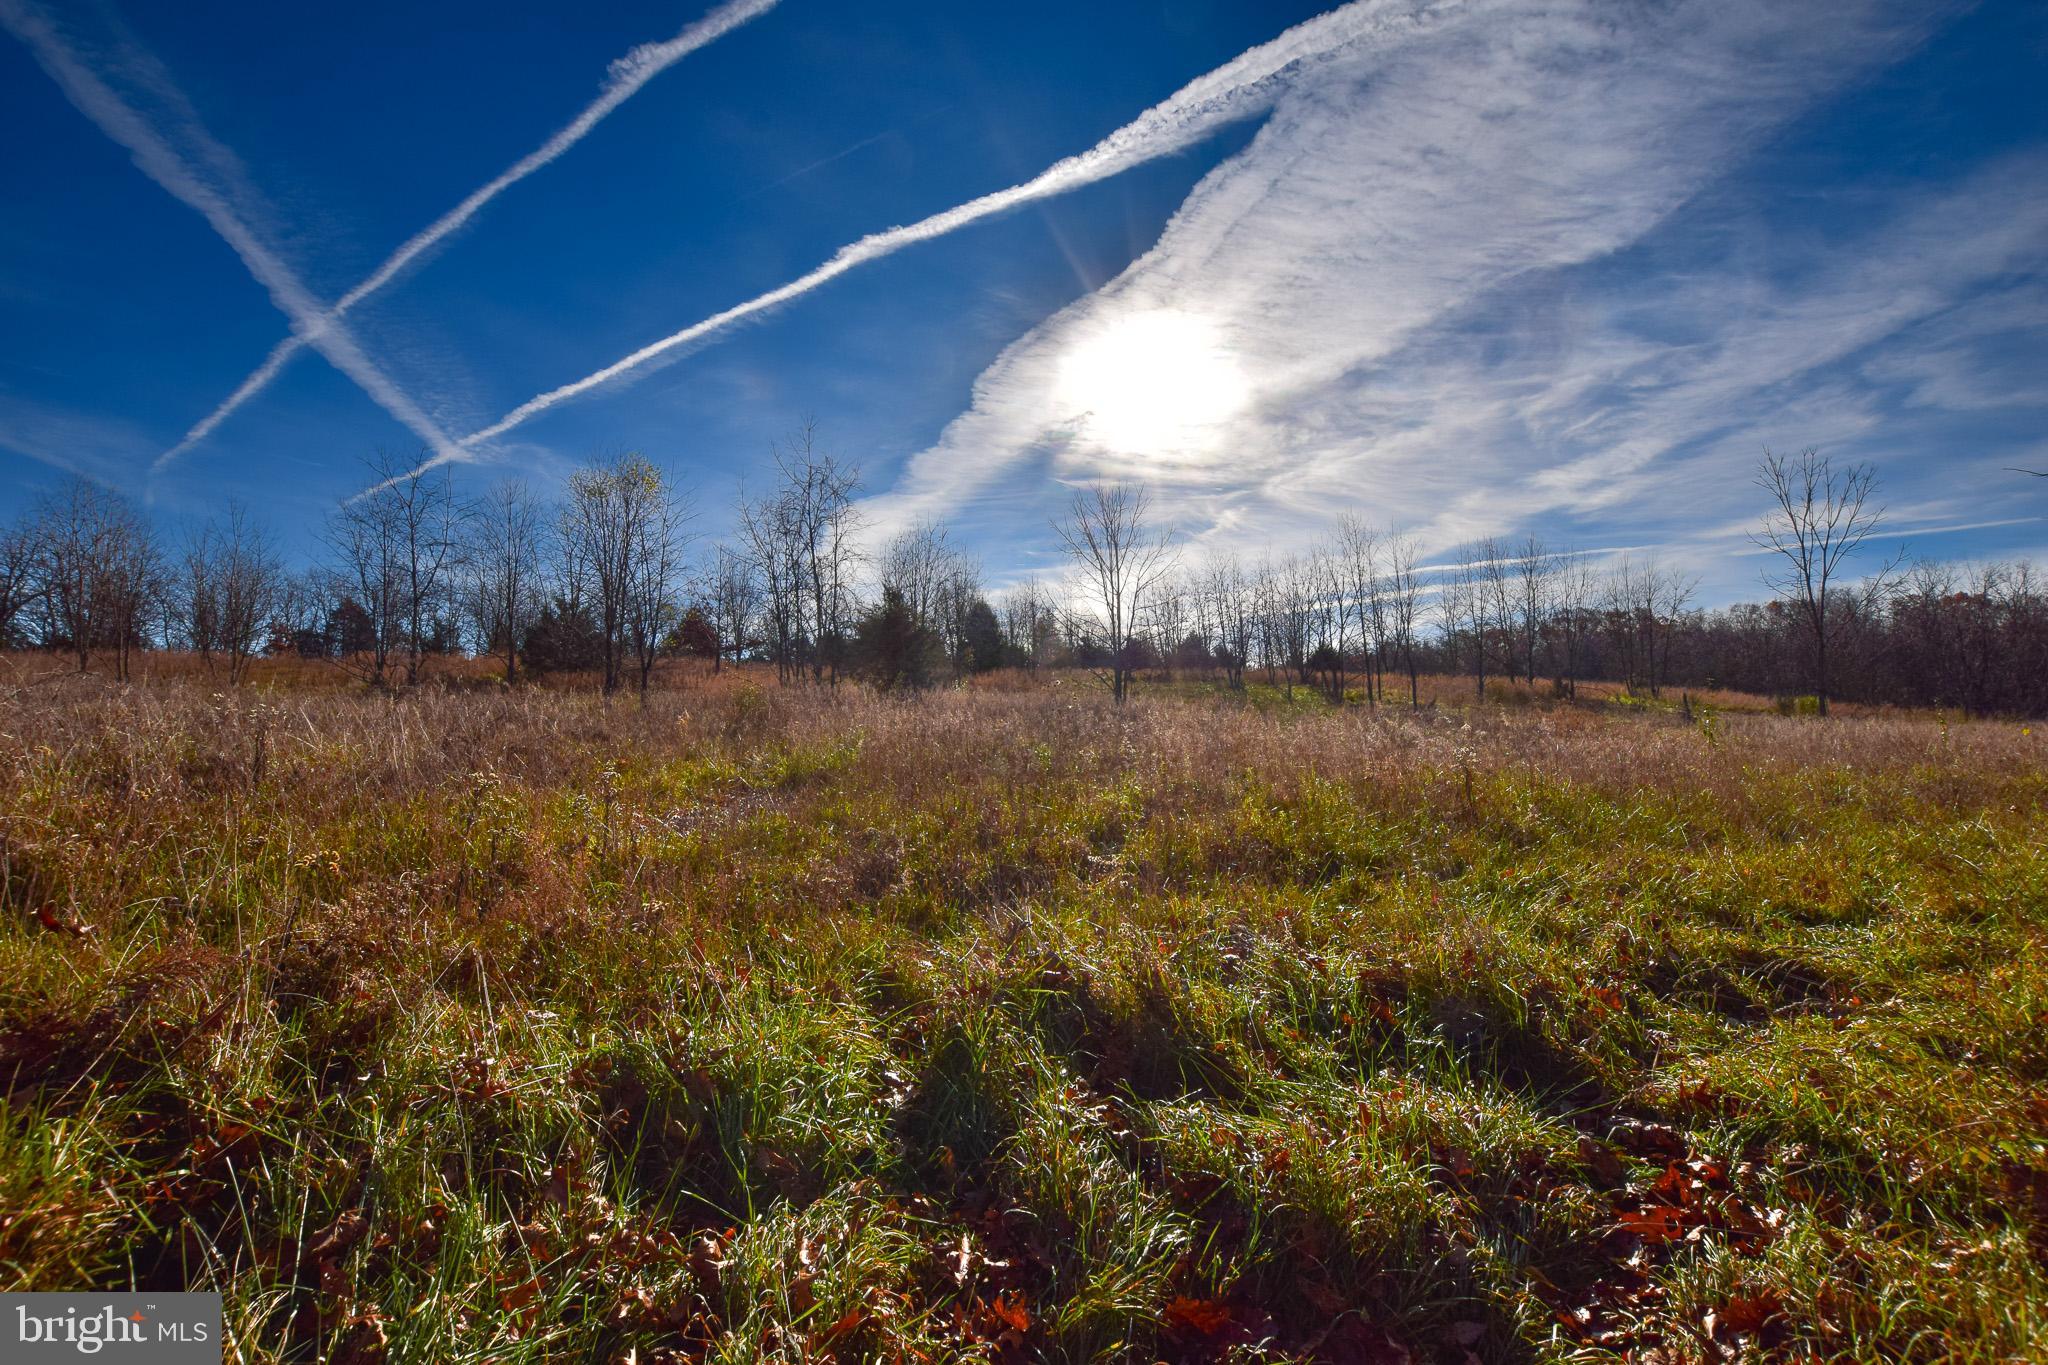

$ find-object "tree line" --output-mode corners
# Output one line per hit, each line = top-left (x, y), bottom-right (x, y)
(0, 443), (2042, 715)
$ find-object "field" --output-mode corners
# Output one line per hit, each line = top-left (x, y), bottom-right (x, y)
(1, 664), (2043, 1363)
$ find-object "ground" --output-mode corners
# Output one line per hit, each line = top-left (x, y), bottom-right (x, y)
(1, 662), (2043, 1363)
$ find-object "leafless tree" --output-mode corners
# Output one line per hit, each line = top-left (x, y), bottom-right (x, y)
(560, 453), (689, 696)
(880, 520), (981, 671)
(327, 455), (464, 686)
(34, 477), (161, 680)
(178, 501), (281, 685)
(625, 470), (694, 695)
(1603, 555), (1698, 697)
(0, 512), (41, 648)
(998, 575), (1058, 674)
(1149, 573), (1196, 679)
(1444, 543), (1492, 699)
(1305, 544), (1351, 703)
(704, 545), (762, 672)
(1194, 556), (1256, 690)
(467, 481), (545, 684)
(1475, 536), (1518, 695)
(1054, 483), (1177, 704)
(736, 422), (861, 685)
(1335, 516), (1387, 705)
(1550, 551), (1599, 699)
(1751, 448), (1894, 716)
(1382, 533), (1423, 707)
(1512, 534), (1555, 686)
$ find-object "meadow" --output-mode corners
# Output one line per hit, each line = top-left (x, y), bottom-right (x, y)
(1, 661), (2043, 1363)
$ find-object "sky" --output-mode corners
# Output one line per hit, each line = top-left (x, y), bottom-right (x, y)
(2, 0), (2045, 605)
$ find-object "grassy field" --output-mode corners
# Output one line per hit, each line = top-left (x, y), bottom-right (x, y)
(1, 665), (2043, 1363)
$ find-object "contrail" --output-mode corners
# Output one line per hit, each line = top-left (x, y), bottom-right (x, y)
(0, 0), (467, 465)
(448, 0), (1451, 461)
(155, 0), (781, 471)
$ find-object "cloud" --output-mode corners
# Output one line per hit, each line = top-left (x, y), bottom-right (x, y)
(0, 0), (467, 466)
(451, 0), (1467, 460)
(154, 0), (782, 470)
(0, 391), (160, 484)
(860, 0), (1998, 567)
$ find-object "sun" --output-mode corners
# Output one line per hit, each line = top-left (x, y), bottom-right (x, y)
(1054, 309), (1249, 460)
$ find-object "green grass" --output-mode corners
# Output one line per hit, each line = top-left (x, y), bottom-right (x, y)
(1, 674), (2043, 1362)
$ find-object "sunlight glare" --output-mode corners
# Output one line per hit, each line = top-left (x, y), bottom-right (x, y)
(1054, 309), (1249, 460)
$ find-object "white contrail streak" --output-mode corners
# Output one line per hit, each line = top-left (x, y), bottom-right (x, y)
(449, 0), (1451, 461)
(155, 0), (781, 470)
(0, 0), (467, 465)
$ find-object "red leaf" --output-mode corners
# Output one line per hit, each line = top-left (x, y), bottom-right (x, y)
(1163, 1295), (1237, 1337)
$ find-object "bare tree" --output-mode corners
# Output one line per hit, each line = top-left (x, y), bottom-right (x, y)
(998, 575), (1058, 674)
(1445, 543), (1491, 699)
(179, 502), (281, 685)
(1602, 555), (1696, 697)
(1054, 483), (1177, 704)
(468, 481), (545, 684)
(327, 455), (464, 686)
(560, 453), (689, 696)
(0, 512), (41, 649)
(1194, 556), (1255, 690)
(34, 477), (161, 679)
(625, 470), (694, 695)
(1384, 533), (1423, 707)
(704, 544), (762, 673)
(1512, 534), (1554, 686)
(880, 520), (981, 672)
(1751, 448), (1893, 716)
(1336, 516), (1387, 705)
(1475, 536), (1517, 695)
(1550, 551), (1598, 699)
(736, 423), (861, 685)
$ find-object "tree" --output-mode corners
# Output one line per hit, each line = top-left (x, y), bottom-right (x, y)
(0, 511), (41, 649)
(704, 545), (761, 672)
(178, 502), (281, 685)
(1054, 484), (1177, 704)
(560, 453), (690, 696)
(671, 607), (719, 661)
(735, 423), (860, 685)
(998, 576), (1058, 674)
(1603, 555), (1696, 698)
(1445, 544), (1490, 700)
(1194, 556), (1255, 691)
(852, 586), (942, 691)
(519, 596), (605, 675)
(1512, 534), (1554, 686)
(1385, 533), (1424, 707)
(623, 467), (694, 695)
(1550, 551), (1598, 699)
(1751, 448), (1893, 716)
(958, 597), (1006, 673)
(34, 477), (161, 679)
(327, 454), (462, 686)
(467, 481), (545, 684)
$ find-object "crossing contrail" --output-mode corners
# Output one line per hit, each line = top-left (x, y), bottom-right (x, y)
(0, 0), (468, 466)
(441, 0), (1451, 464)
(154, 0), (782, 471)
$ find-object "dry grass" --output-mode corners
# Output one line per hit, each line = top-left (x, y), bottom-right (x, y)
(1, 663), (2043, 1363)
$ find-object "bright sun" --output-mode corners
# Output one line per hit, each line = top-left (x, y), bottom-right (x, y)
(1054, 309), (1248, 460)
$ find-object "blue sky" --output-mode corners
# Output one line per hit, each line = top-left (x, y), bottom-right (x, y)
(2, 0), (2045, 603)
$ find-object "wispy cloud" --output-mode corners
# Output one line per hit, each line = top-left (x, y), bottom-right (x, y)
(0, 0), (466, 466)
(153, 0), (781, 470)
(861, 0), (2001, 573)
(0, 391), (159, 484)
(450, 0), (1464, 461)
